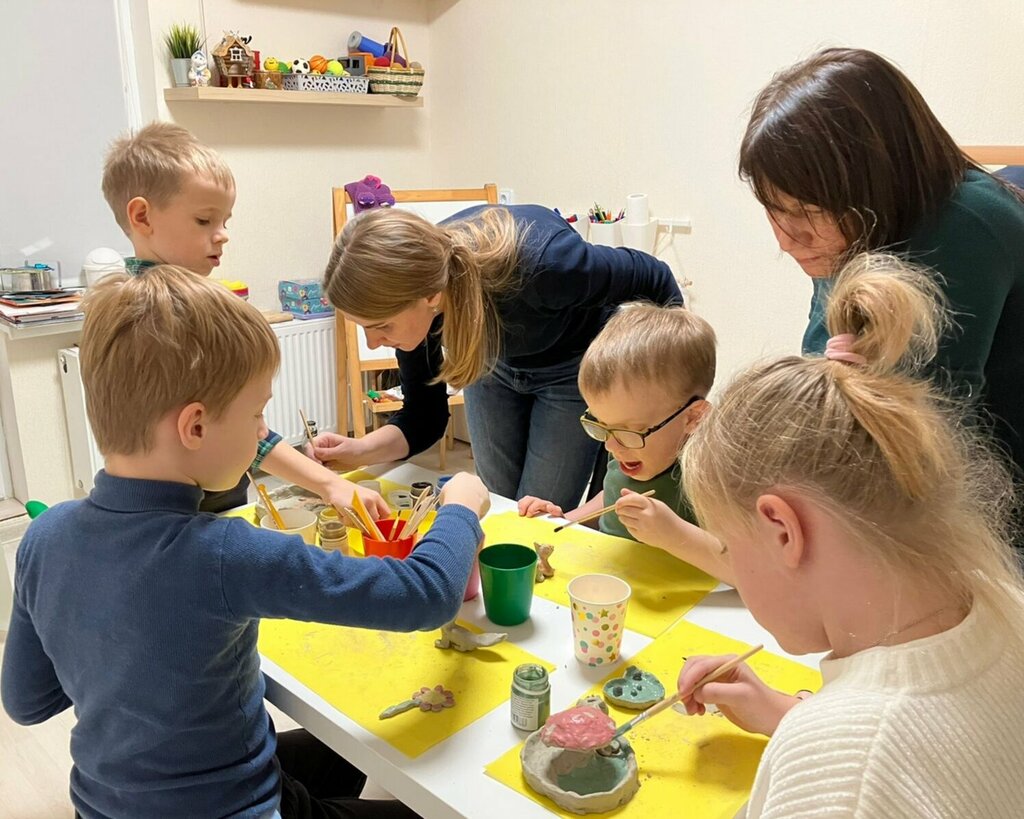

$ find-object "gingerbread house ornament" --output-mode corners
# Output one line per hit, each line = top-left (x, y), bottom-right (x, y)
(212, 31), (255, 88)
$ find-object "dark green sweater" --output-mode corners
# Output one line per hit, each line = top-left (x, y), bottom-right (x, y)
(803, 171), (1024, 478)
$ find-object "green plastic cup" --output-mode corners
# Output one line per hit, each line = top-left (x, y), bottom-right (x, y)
(478, 543), (538, 626)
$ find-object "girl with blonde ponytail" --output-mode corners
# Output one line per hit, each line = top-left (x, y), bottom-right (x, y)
(317, 204), (680, 509)
(675, 253), (1024, 817)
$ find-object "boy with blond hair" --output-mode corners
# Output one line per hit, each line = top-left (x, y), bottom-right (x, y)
(1, 266), (489, 818)
(519, 302), (729, 579)
(101, 122), (386, 517)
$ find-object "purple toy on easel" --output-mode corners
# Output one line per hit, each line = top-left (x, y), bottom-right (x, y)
(345, 175), (396, 214)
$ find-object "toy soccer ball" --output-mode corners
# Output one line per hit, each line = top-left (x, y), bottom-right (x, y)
(291, 59), (310, 74)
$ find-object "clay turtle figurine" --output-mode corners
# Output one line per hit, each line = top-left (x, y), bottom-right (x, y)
(534, 541), (555, 583)
(602, 666), (665, 710)
(434, 620), (508, 652)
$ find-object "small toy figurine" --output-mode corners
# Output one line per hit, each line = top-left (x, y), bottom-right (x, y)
(344, 174), (396, 214)
(434, 620), (508, 652)
(534, 542), (555, 583)
(188, 50), (211, 87)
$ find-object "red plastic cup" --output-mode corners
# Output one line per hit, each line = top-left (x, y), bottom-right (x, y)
(361, 518), (416, 559)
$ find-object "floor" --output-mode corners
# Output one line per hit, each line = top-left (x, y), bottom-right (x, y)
(0, 440), (475, 817)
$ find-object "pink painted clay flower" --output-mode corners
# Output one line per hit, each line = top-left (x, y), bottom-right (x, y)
(413, 685), (455, 712)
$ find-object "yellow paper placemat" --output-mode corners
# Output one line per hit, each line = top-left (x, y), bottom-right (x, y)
(481, 512), (717, 638)
(485, 619), (821, 818)
(259, 618), (555, 758)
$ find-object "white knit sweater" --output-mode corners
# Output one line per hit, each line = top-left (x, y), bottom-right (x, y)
(746, 591), (1024, 818)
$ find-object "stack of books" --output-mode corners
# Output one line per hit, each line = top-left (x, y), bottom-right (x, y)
(0, 290), (84, 329)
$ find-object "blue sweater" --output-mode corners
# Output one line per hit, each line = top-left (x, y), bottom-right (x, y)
(1, 471), (482, 818)
(389, 205), (682, 455)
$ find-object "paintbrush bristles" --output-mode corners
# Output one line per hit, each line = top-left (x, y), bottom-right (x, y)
(553, 489), (656, 533)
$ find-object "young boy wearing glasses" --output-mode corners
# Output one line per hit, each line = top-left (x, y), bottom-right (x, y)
(519, 303), (729, 577)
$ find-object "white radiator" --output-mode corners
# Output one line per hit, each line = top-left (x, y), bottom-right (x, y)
(59, 316), (338, 495)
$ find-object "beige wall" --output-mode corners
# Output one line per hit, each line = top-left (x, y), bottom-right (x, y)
(427, 0), (1024, 384)
(4, 1), (1024, 503)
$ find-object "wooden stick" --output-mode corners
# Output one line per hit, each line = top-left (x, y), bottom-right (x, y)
(612, 644), (763, 740)
(404, 493), (439, 536)
(394, 489), (430, 540)
(335, 505), (369, 536)
(351, 491), (385, 540)
(247, 471), (286, 530)
(298, 408), (317, 450)
(553, 489), (656, 532)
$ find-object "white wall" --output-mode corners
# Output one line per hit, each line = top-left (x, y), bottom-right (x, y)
(426, 0), (1024, 386)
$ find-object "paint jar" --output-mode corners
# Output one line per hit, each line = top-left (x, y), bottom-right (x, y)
(410, 481), (434, 501)
(436, 475), (453, 493)
(510, 663), (550, 732)
(317, 507), (348, 554)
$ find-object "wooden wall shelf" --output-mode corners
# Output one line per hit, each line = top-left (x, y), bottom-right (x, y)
(164, 86), (423, 108)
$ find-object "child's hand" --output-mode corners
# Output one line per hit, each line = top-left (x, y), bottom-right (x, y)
(324, 479), (390, 520)
(305, 431), (365, 469)
(518, 496), (564, 518)
(440, 473), (491, 519)
(615, 490), (687, 547)
(677, 655), (797, 737)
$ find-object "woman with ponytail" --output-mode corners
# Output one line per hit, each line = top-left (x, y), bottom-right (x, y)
(316, 205), (680, 509)
(675, 253), (1024, 816)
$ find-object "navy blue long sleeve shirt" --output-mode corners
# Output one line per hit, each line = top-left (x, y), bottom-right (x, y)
(389, 204), (682, 455)
(1, 470), (482, 818)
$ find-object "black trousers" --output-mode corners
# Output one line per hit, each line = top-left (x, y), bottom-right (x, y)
(276, 729), (422, 819)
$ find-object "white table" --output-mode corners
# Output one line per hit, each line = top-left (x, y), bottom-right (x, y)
(259, 463), (819, 818)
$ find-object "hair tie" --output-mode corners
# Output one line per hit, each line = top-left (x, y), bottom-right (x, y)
(824, 333), (867, 366)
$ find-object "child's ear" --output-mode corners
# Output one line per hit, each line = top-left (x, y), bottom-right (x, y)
(683, 399), (712, 435)
(176, 402), (208, 451)
(754, 493), (805, 570)
(126, 196), (154, 235)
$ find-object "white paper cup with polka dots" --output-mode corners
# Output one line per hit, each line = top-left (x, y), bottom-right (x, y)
(567, 574), (631, 667)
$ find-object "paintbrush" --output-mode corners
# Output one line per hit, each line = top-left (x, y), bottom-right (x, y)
(247, 471), (286, 530)
(351, 491), (385, 540)
(611, 644), (764, 740)
(298, 408), (317, 452)
(553, 489), (656, 533)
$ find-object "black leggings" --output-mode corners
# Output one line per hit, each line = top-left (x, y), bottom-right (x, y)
(276, 729), (422, 819)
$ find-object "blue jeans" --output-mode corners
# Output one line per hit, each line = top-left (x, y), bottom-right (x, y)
(465, 356), (601, 510)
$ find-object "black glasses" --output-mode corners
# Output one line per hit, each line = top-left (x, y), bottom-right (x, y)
(580, 395), (703, 450)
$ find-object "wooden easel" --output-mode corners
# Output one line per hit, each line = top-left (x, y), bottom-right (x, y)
(331, 184), (498, 469)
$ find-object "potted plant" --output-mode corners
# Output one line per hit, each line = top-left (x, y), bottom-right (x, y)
(164, 22), (202, 88)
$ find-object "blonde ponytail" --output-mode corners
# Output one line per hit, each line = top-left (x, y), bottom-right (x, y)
(323, 207), (521, 389)
(682, 252), (1021, 615)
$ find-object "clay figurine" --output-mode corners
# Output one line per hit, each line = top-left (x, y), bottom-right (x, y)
(379, 684), (455, 720)
(534, 541), (555, 583)
(188, 50), (212, 87)
(344, 174), (396, 214)
(434, 620), (507, 652)
(602, 666), (665, 710)
(521, 696), (640, 814)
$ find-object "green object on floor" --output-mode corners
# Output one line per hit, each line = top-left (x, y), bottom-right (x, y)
(25, 499), (48, 519)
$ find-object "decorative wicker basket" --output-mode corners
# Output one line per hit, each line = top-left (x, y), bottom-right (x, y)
(366, 27), (424, 97)
(282, 73), (370, 94)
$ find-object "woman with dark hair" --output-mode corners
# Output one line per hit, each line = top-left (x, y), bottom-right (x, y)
(740, 47), (1024, 480)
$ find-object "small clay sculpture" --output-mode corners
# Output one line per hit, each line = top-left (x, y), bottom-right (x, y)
(379, 684), (455, 720)
(534, 542), (555, 583)
(434, 620), (508, 652)
(602, 666), (665, 710)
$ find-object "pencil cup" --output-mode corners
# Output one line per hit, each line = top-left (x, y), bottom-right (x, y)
(478, 543), (538, 626)
(588, 221), (623, 247)
(570, 219), (589, 242)
(361, 518), (416, 559)
(567, 573), (631, 666)
(260, 509), (317, 546)
(620, 220), (658, 254)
